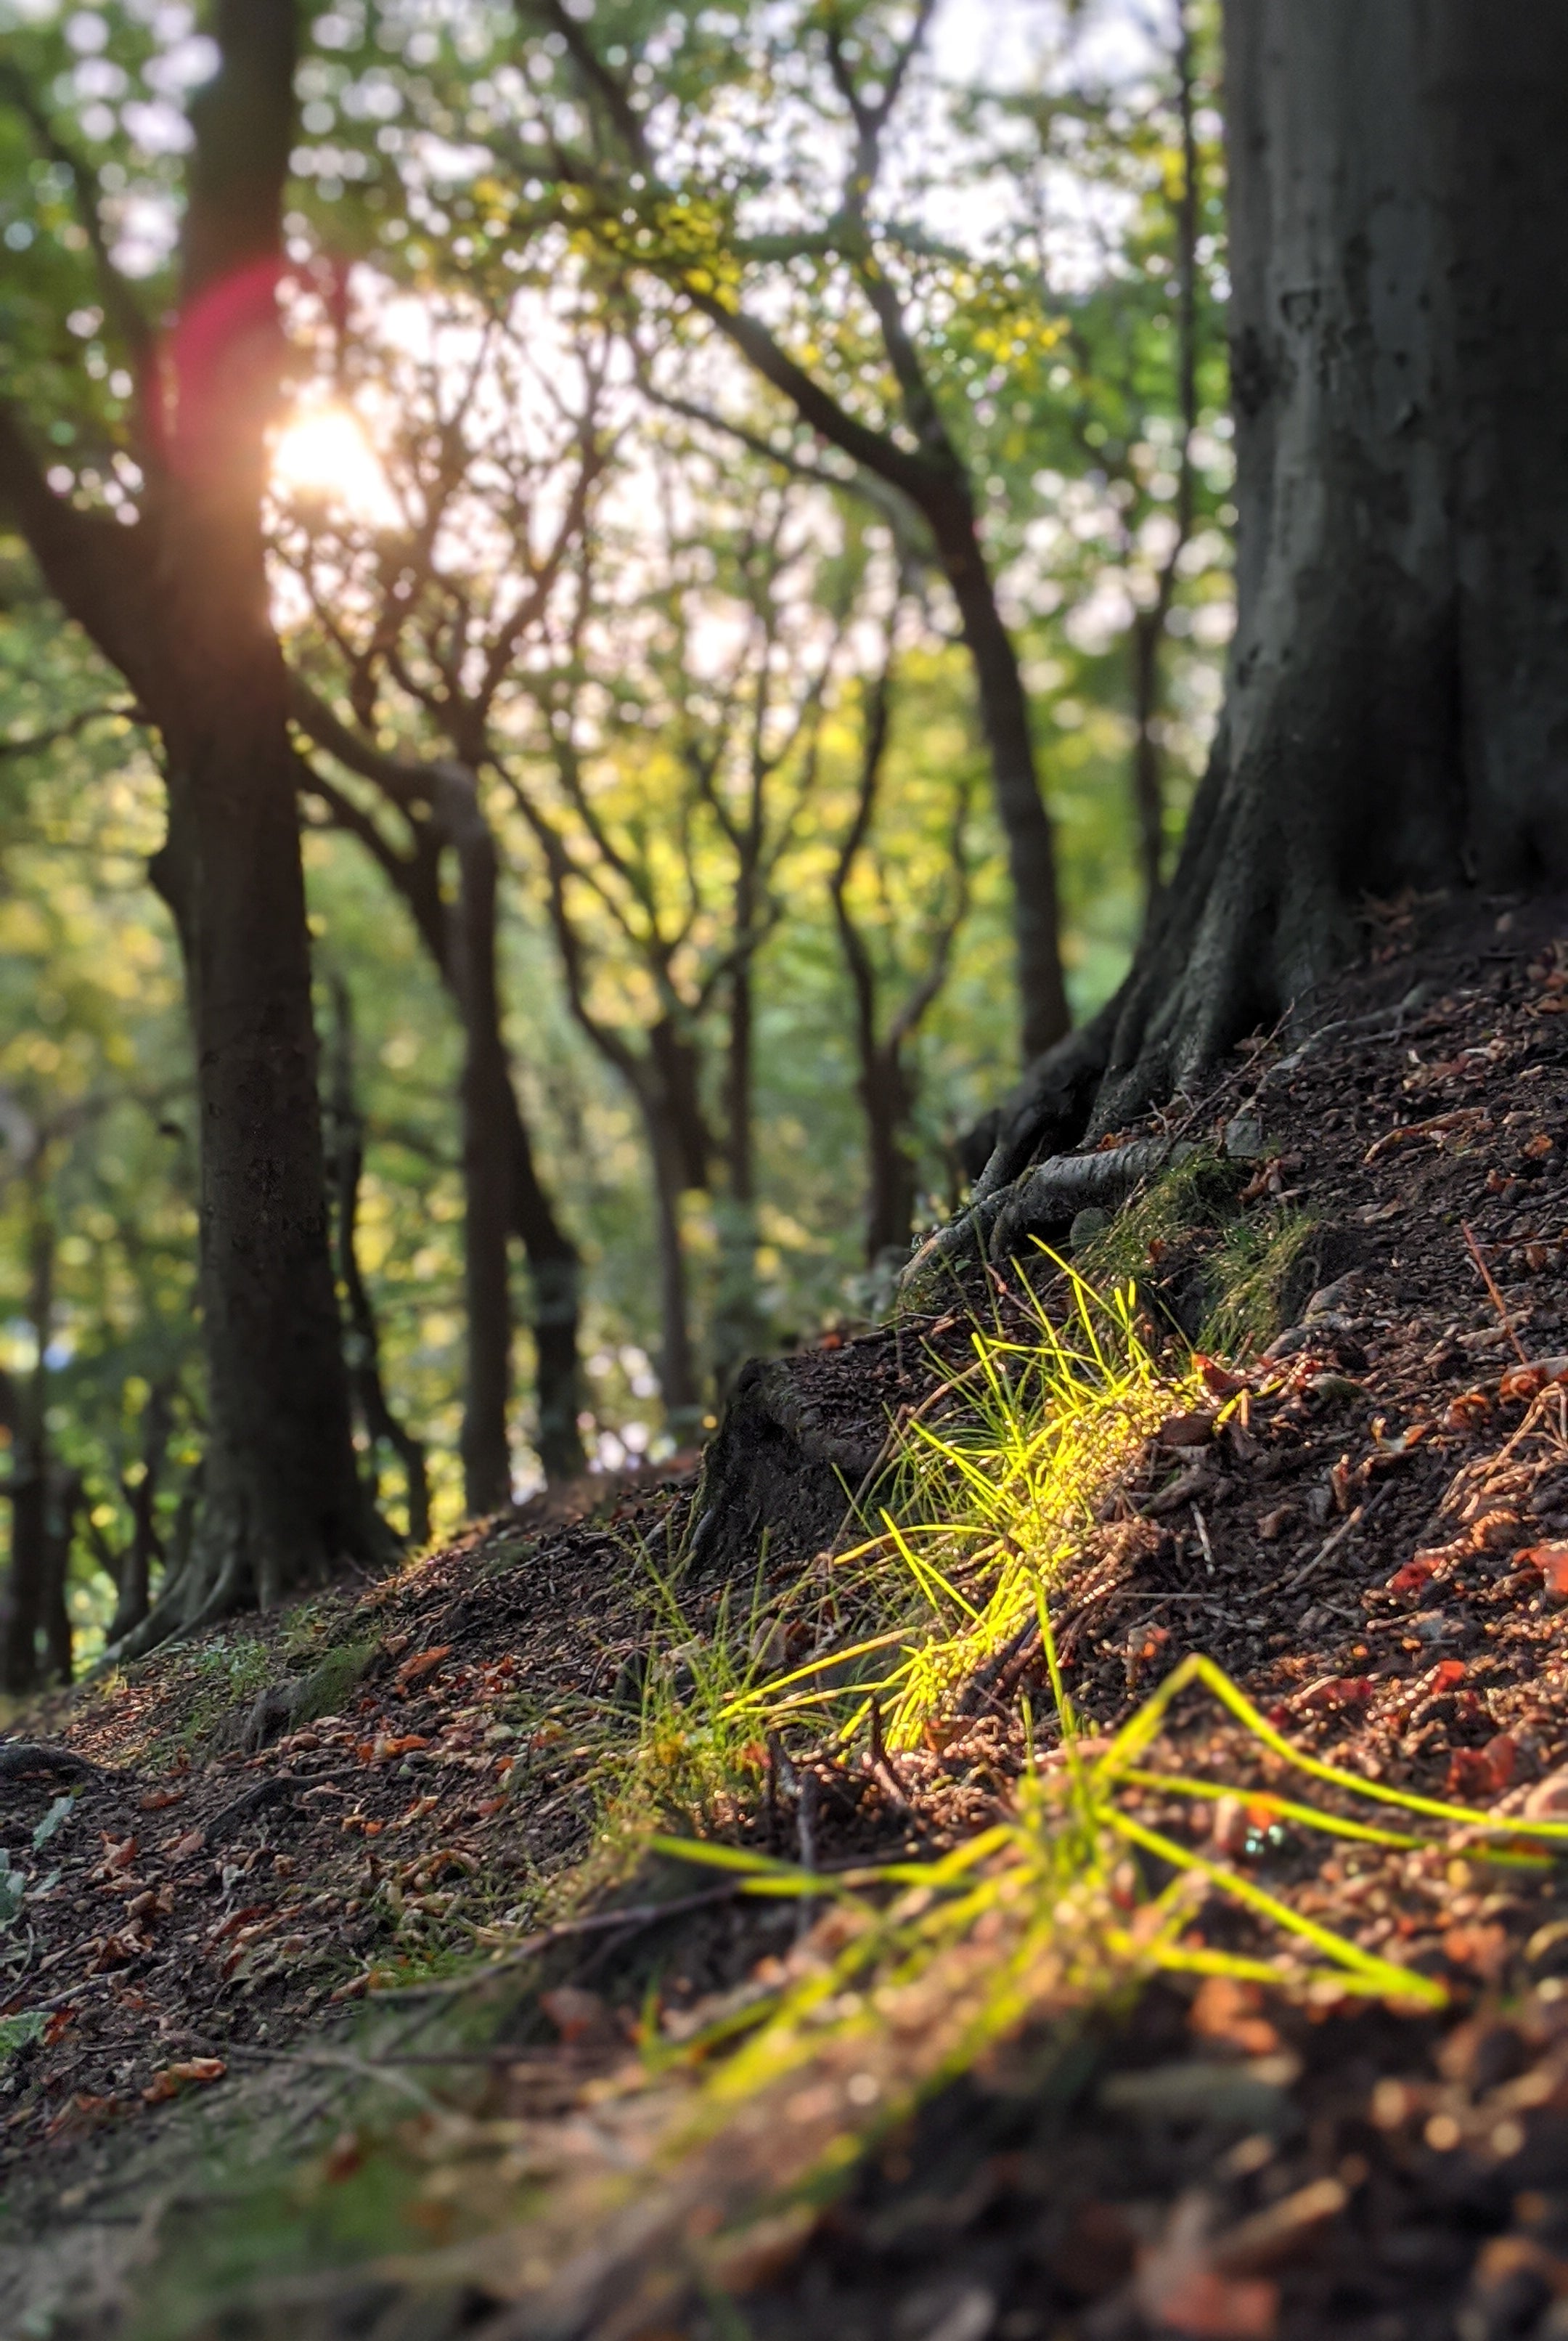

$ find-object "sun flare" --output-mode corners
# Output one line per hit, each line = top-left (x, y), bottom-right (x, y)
(269, 404), (393, 523)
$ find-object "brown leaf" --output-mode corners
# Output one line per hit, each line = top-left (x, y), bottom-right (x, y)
(1447, 1735), (1516, 1800)
(138, 1788), (187, 1812)
(142, 2057), (225, 2104)
(1159, 1409), (1218, 1449)
(393, 1645), (452, 1692)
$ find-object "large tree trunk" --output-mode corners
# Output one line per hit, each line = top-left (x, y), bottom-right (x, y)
(146, 553), (380, 1631)
(979, 0), (1568, 1193)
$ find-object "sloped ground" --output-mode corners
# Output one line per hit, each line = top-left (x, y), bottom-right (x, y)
(10, 895), (1568, 2340)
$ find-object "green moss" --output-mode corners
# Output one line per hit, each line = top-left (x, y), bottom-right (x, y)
(1199, 1208), (1318, 1358)
(292, 1637), (379, 1725)
(1076, 1142), (1240, 1292)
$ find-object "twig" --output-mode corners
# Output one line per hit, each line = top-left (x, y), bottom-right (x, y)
(367, 1883), (752, 2000)
(866, 1696), (910, 1812)
(1462, 1219), (1530, 1366)
(1191, 1505), (1215, 1574)
(795, 1769), (820, 1939)
(1272, 1483), (1395, 1596)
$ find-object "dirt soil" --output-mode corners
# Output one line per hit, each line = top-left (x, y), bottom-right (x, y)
(12, 895), (1568, 2340)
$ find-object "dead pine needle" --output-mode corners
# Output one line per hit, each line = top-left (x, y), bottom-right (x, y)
(1462, 1218), (1530, 1364)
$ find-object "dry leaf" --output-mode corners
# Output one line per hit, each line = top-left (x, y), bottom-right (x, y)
(393, 1645), (452, 1691)
(142, 2057), (225, 2104)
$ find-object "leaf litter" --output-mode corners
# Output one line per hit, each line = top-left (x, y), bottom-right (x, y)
(16, 902), (1568, 2336)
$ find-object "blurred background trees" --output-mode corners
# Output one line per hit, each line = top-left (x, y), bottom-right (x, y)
(0, 0), (1233, 1682)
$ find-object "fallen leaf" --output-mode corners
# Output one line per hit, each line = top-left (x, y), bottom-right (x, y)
(395, 1794), (440, 1830)
(138, 1788), (187, 1812)
(166, 1828), (207, 1861)
(42, 2006), (76, 2046)
(142, 2057), (225, 2104)
(393, 1645), (452, 1692)
(1387, 1556), (1440, 1595)
(1522, 1544), (1568, 1601)
(1524, 1133), (1555, 1158)
(1446, 1735), (1516, 1800)
(1196, 1356), (1249, 1398)
(98, 1835), (138, 1874)
(1159, 1409), (1218, 1449)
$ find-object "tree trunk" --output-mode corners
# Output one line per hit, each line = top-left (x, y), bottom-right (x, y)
(1, 1206), (52, 1693)
(505, 1096), (587, 1484)
(143, 574), (382, 1634)
(327, 980), (432, 1545)
(711, 963), (764, 1398)
(979, 0), (1568, 1186)
(927, 499), (1071, 1064)
(437, 777), (518, 1515)
(111, 1380), (172, 1645)
(863, 1048), (919, 1266)
(642, 1102), (702, 1438)
(1, 3), (380, 1654)
(39, 1465), (79, 1689)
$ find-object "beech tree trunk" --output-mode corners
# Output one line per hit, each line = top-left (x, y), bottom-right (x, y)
(980, 0), (1568, 1190)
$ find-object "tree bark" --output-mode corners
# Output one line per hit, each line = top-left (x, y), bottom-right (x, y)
(110, 1380), (173, 1645)
(979, 0), (1568, 1189)
(644, 1104), (702, 1438)
(293, 704), (587, 1489)
(327, 979), (432, 1545)
(1, 1202), (53, 1692)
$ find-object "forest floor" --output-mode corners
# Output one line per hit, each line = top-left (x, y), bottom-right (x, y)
(10, 895), (1568, 2340)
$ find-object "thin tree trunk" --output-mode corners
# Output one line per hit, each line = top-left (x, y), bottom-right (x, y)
(327, 979), (432, 1545)
(504, 1094), (587, 1483)
(40, 1465), (79, 1688)
(435, 774), (517, 1515)
(644, 1104), (701, 1437)
(111, 1380), (172, 1644)
(1, 1205), (52, 1693)
(711, 961), (763, 1396)
(862, 1053), (919, 1265)
(920, 500), (1069, 1064)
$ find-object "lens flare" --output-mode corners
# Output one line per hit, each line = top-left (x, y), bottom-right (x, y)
(269, 404), (392, 521)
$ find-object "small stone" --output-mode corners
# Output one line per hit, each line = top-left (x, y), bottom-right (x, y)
(1524, 1770), (1568, 1819)
(1224, 1115), (1267, 1161)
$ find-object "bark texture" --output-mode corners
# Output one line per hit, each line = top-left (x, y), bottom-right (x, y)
(981, 0), (1568, 1197)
